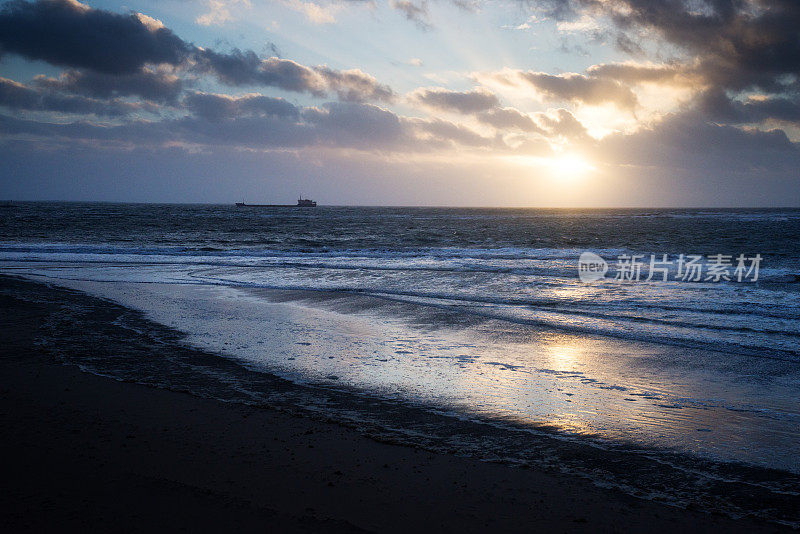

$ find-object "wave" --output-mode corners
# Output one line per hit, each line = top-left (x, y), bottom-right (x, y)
(1, 242), (796, 284)
(19, 266), (799, 363)
(3, 241), (799, 361)
(0, 241), (628, 259)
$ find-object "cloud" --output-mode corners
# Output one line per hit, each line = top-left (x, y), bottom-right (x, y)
(475, 105), (590, 140)
(586, 61), (694, 87)
(183, 92), (299, 122)
(194, 49), (395, 102)
(0, 1), (394, 104)
(34, 68), (183, 104)
(587, 111), (799, 188)
(408, 117), (495, 147)
(0, 0), (190, 74)
(476, 107), (544, 132)
(488, 70), (638, 110)
(196, 0), (251, 26)
(280, 0), (340, 24)
(302, 101), (409, 148)
(536, 108), (589, 140)
(555, 12), (599, 34)
(0, 99), (498, 153)
(587, 112), (800, 205)
(195, 49), (322, 91)
(409, 87), (500, 113)
(315, 66), (396, 103)
(391, 0), (431, 30)
(0, 76), (143, 116)
(532, 0), (800, 140)
(561, 0), (800, 94)
(696, 88), (800, 126)
(405, 84), (593, 142)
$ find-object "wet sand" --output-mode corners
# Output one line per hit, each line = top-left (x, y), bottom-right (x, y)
(0, 276), (790, 532)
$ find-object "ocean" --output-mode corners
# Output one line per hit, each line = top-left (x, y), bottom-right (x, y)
(1, 203), (799, 522)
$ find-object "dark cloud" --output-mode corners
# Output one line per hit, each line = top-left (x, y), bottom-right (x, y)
(736, 97), (800, 124)
(0, 76), (142, 116)
(315, 66), (396, 103)
(302, 102), (408, 148)
(629, 0), (797, 91)
(409, 117), (495, 147)
(555, 0), (800, 94)
(409, 87), (500, 113)
(593, 111), (797, 170)
(34, 68), (183, 104)
(183, 92), (299, 122)
(0, 1), (395, 104)
(0, 110), (310, 149)
(696, 88), (800, 125)
(195, 49), (395, 103)
(614, 33), (645, 56)
(0, 0), (189, 74)
(194, 49), (318, 92)
(526, 0), (800, 140)
(0, 100), (496, 153)
(587, 112), (800, 206)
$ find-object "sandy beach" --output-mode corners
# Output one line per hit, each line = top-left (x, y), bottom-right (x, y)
(0, 275), (792, 533)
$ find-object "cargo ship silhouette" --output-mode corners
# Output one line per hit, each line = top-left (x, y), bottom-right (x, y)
(235, 196), (317, 207)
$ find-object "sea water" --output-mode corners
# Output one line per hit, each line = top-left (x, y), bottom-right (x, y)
(1, 203), (799, 476)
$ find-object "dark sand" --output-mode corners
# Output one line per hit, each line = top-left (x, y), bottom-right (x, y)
(0, 276), (790, 533)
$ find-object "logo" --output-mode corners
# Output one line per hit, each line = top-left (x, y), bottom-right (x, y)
(577, 252), (762, 283)
(578, 252), (608, 282)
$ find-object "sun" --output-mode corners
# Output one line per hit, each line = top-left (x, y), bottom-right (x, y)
(545, 154), (596, 178)
(502, 152), (597, 183)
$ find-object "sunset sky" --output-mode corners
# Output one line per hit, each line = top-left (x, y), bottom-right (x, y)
(1, 0), (798, 206)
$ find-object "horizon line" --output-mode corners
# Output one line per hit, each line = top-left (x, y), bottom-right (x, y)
(3, 200), (800, 210)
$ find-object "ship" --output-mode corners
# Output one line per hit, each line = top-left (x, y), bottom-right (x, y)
(235, 196), (317, 208)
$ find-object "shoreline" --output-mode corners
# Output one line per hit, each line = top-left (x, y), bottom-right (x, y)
(0, 275), (795, 532)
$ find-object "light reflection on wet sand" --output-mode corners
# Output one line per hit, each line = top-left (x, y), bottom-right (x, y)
(20, 272), (797, 473)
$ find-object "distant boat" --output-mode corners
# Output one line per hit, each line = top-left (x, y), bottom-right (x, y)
(235, 196), (317, 208)
(296, 197), (317, 207)
(0, 200), (15, 208)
